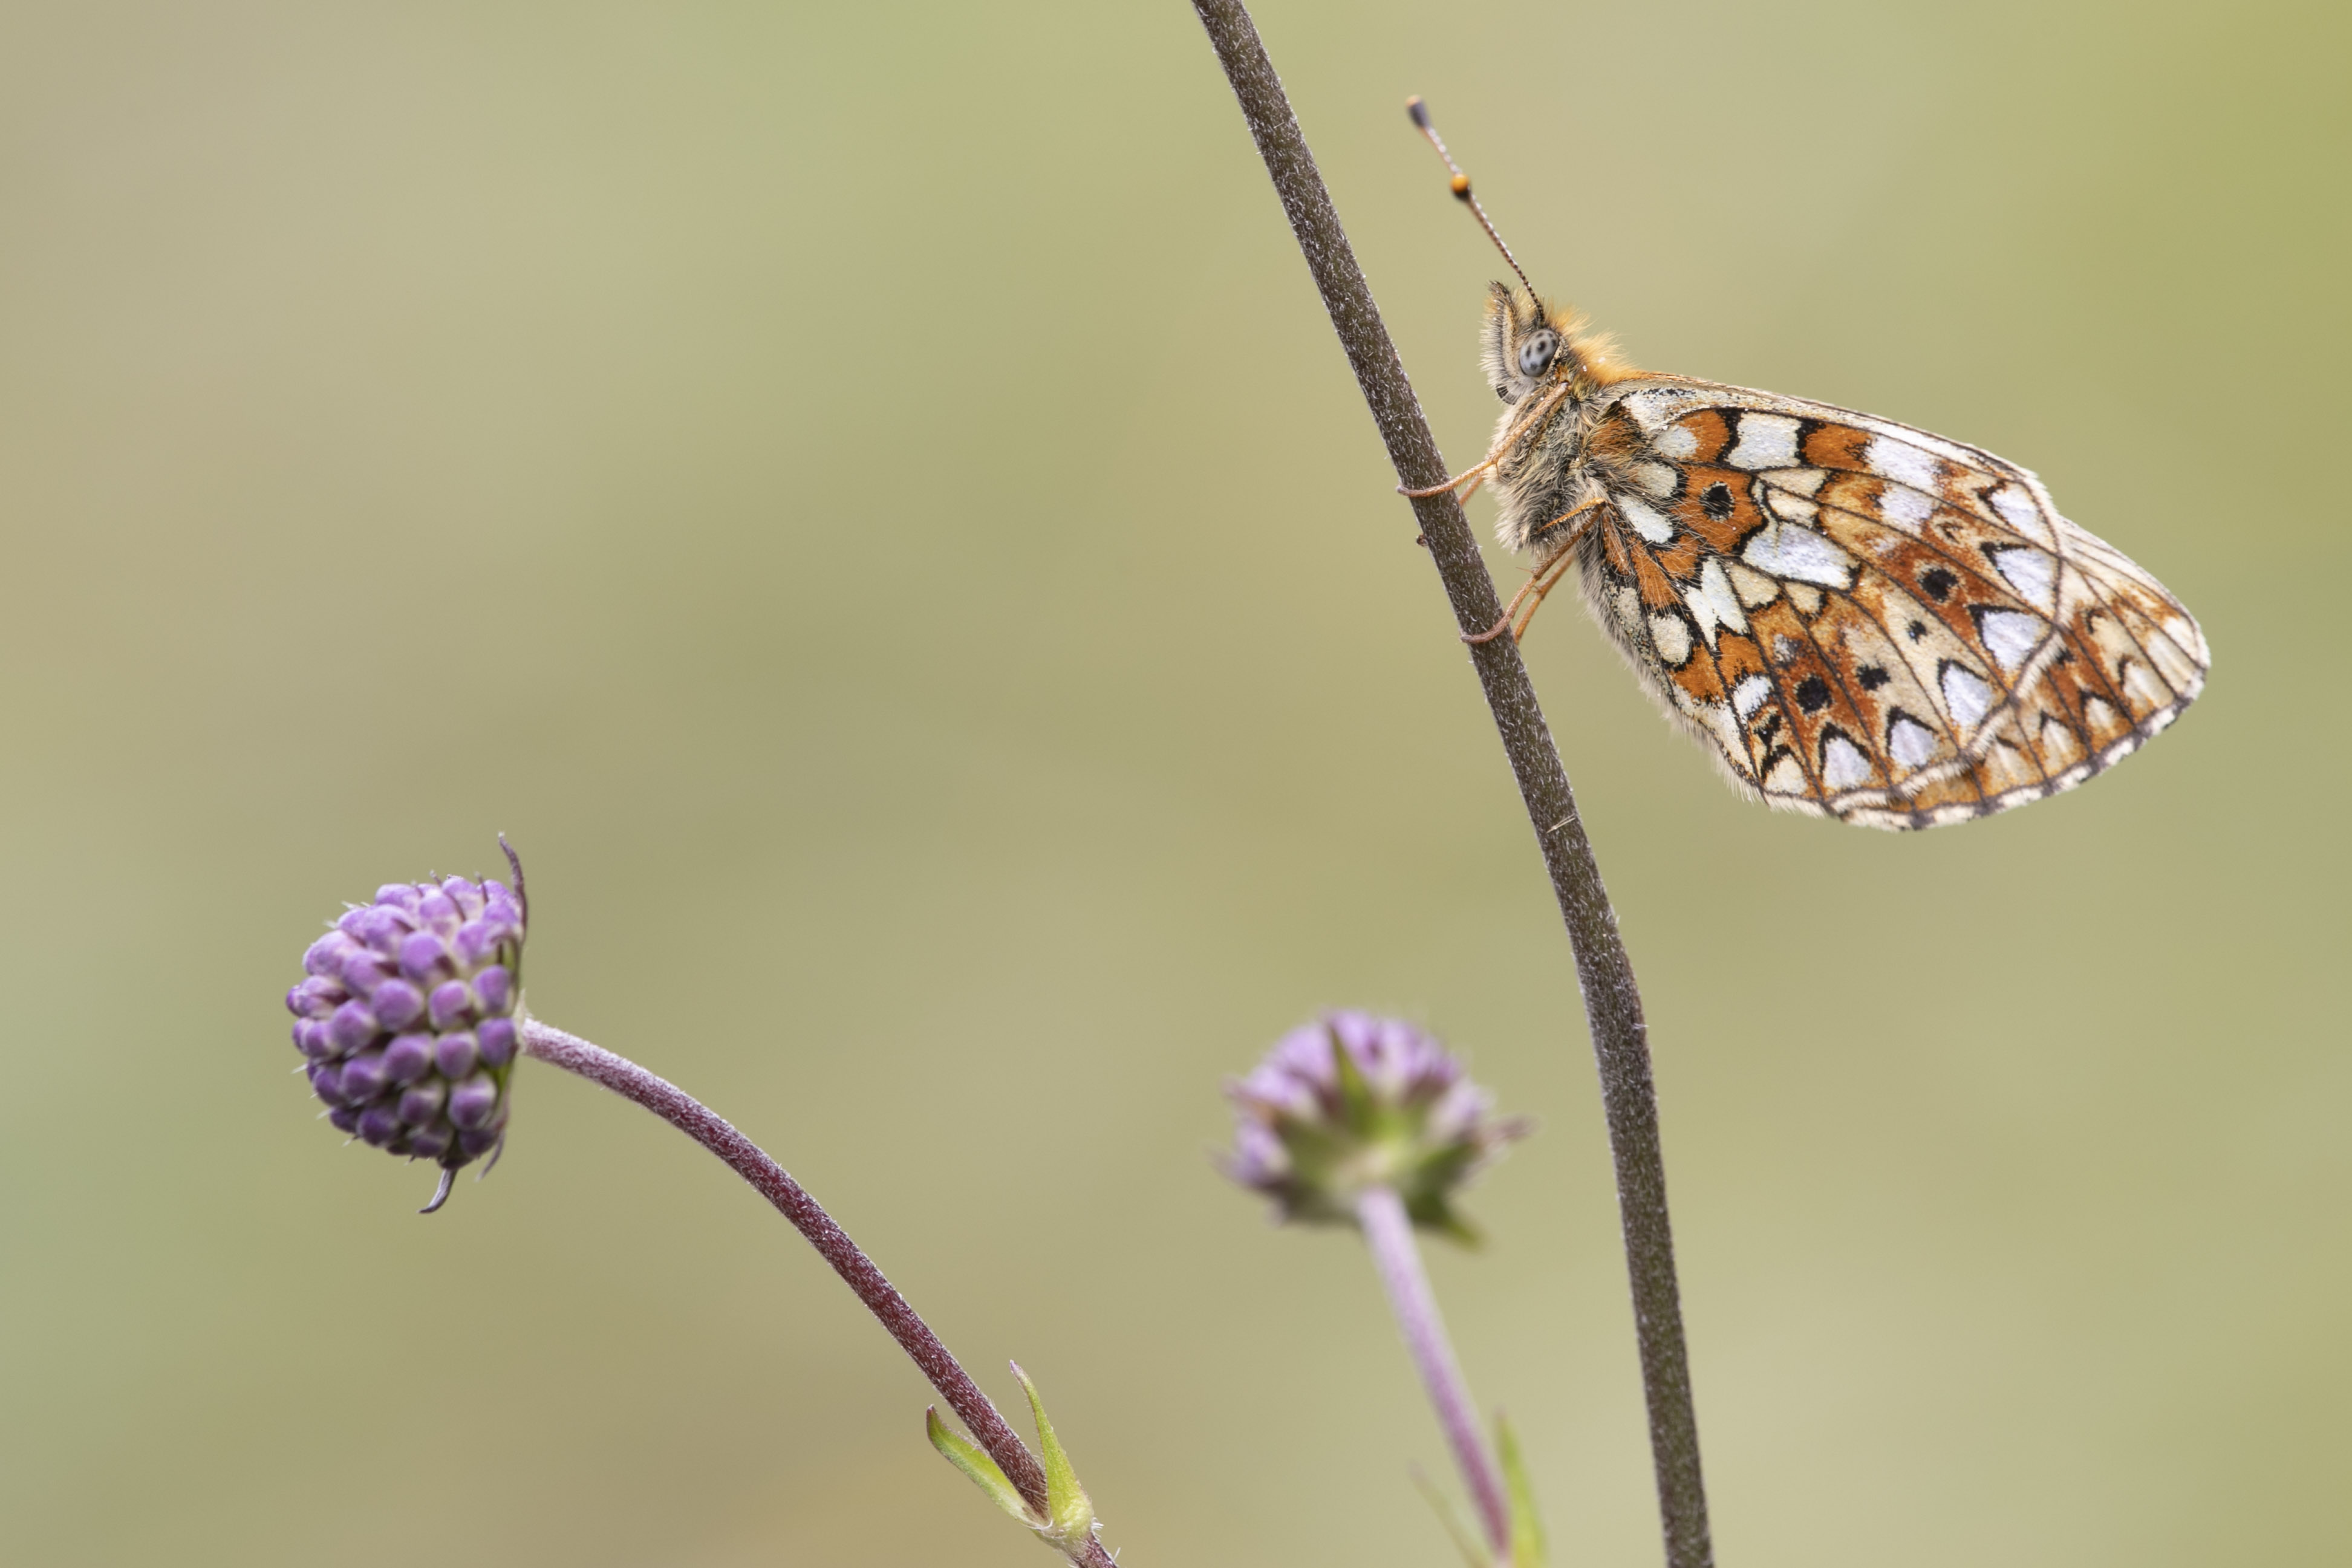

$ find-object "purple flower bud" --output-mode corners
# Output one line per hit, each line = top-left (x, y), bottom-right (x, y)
(304, 932), (357, 978)
(475, 1018), (516, 1069)
(397, 931), (449, 981)
(427, 980), (474, 1031)
(371, 979), (425, 1031)
(472, 966), (513, 1017)
(338, 1050), (388, 1102)
(357, 1102), (403, 1147)
(327, 1001), (380, 1053)
(374, 883), (423, 913)
(449, 921), (491, 966)
(285, 860), (527, 1188)
(342, 904), (409, 955)
(397, 1079), (447, 1125)
(434, 1030), (479, 1080)
(1223, 1012), (1529, 1238)
(287, 976), (346, 1020)
(381, 1032), (434, 1084)
(339, 952), (391, 997)
(447, 1073), (500, 1131)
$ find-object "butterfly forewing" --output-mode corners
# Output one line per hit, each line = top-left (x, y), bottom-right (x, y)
(1572, 378), (2207, 828)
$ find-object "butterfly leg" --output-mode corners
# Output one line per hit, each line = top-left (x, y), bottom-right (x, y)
(1464, 573), (1544, 644)
(1503, 547), (1583, 642)
(1401, 454), (1504, 498)
(1462, 501), (1600, 645)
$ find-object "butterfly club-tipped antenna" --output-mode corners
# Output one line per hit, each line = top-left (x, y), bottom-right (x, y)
(1406, 96), (1536, 301)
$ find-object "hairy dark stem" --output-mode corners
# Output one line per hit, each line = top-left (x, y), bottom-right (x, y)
(1184, 5), (1711, 1564)
(519, 1018), (1118, 1568)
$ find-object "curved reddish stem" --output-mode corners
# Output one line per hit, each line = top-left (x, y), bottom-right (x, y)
(518, 1017), (1115, 1568)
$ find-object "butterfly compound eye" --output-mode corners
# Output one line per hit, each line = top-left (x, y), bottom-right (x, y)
(1517, 329), (1559, 378)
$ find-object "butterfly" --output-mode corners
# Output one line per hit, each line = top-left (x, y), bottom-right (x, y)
(1405, 100), (2207, 831)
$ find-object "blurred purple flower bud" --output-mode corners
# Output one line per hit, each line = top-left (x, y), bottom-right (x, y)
(283, 860), (527, 1186)
(338, 1050), (387, 1102)
(451, 921), (496, 966)
(303, 932), (356, 978)
(1222, 1012), (1529, 1241)
(427, 981), (473, 1032)
(286, 976), (345, 1021)
(475, 1018), (516, 1069)
(397, 931), (449, 982)
(473, 966), (513, 1016)
(397, 1079), (447, 1126)
(371, 980), (426, 1032)
(357, 1103), (402, 1147)
(447, 1074), (498, 1131)
(339, 952), (391, 998)
(380, 1032), (434, 1084)
(342, 905), (408, 955)
(434, 1031), (480, 1080)
(328, 1002), (379, 1053)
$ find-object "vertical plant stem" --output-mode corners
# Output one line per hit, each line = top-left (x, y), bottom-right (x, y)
(1358, 1185), (1510, 1559)
(1185, 5), (1711, 1564)
(518, 1018), (1119, 1568)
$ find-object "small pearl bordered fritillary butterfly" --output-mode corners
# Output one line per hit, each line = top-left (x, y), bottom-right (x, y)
(1405, 99), (2208, 831)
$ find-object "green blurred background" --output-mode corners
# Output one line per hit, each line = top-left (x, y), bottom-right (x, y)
(2, 1), (2343, 1563)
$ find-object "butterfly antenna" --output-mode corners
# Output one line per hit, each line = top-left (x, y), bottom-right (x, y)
(1406, 96), (1537, 301)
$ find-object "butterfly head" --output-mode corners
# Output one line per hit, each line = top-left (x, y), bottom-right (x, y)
(1482, 283), (1624, 405)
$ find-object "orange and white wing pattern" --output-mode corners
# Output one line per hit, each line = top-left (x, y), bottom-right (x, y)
(1570, 379), (2208, 829)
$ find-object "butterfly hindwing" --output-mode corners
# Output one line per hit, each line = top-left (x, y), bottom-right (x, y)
(1565, 377), (2207, 828)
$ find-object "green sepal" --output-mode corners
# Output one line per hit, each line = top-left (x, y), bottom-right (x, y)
(1409, 1464), (1490, 1568)
(1328, 1021), (1381, 1136)
(1495, 1412), (1546, 1568)
(1010, 1362), (1096, 1543)
(1410, 1196), (1485, 1249)
(926, 1407), (1041, 1527)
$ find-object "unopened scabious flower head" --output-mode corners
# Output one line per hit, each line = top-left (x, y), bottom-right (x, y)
(285, 875), (526, 1179)
(1224, 1011), (1528, 1240)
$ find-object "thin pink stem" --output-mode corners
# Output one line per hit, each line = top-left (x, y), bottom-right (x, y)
(1357, 1184), (1509, 1558)
(518, 1017), (1115, 1568)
